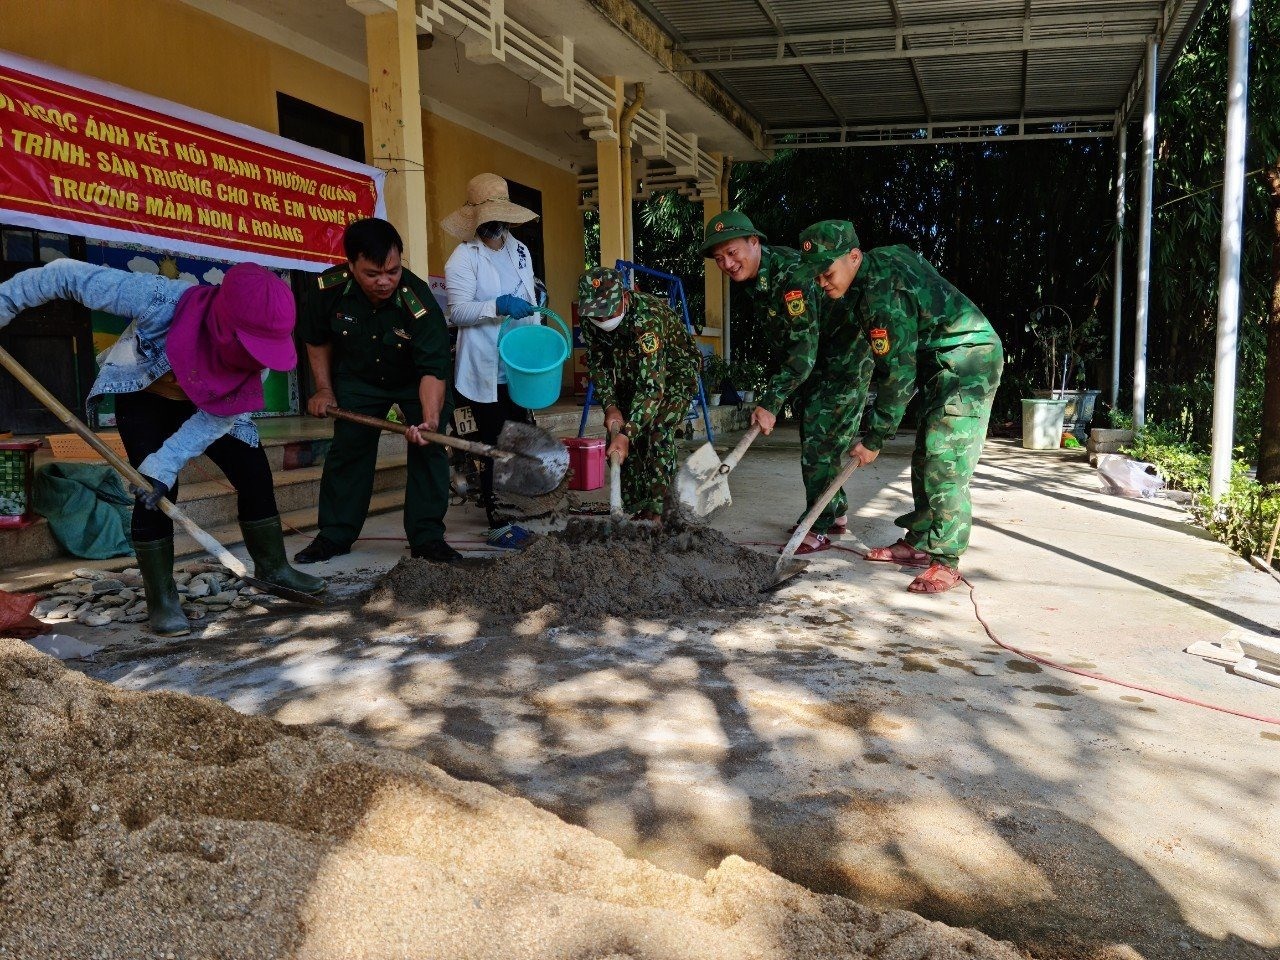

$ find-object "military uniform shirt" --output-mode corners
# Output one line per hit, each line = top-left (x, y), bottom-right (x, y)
(743, 245), (835, 415)
(846, 245), (1000, 450)
(581, 290), (700, 431)
(298, 265), (450, 389)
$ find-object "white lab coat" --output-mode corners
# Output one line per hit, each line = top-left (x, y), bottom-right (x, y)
(444, 236), (538, 404)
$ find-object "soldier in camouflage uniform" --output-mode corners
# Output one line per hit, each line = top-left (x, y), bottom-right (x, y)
(577, 267), (700, 520)
(702, 211), (873, 553)
(799, 220), (1004, 593)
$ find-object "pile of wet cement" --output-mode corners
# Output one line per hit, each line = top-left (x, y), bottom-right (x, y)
(368, 525), (779, 621)
(0, 637), (1025, 959)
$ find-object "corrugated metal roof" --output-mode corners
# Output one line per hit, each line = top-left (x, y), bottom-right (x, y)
(636, 0), (1208, 146)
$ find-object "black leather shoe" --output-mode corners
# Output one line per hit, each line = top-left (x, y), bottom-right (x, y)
(410, 540), (463, 564)
(293, 536), (349, 564)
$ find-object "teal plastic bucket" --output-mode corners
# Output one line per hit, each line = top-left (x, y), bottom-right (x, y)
(498, 309), (571, 410)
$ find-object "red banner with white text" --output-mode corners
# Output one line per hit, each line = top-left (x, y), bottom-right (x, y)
(0, 51), (384, 271)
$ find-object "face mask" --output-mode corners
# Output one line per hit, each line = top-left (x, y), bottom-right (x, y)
(476, 221), (507, 242)
(590, 311), (624, 332)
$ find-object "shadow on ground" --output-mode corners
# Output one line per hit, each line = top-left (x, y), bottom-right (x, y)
(82, 559), (1280, 960)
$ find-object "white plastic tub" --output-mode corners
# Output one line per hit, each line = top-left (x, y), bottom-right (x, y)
(1021, 398), (1068, 450)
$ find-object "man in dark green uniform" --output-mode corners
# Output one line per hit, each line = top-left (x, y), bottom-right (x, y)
(798, 220), (1004, 593)
(702, 211), (873, 553)
(294, 218), (458, 564)
(577, 267), (700, 521)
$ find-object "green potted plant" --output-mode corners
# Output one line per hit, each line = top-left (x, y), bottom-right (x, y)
(1026, 303), (1103, 442)
(702, 352), (730, 406)
(729, 357), (765, 405)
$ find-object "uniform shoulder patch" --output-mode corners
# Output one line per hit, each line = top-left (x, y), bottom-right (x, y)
(870, 327), (891, 357)
(783, 288), (806, 317)
(638, 331), (661, 355)
(398, 286), (429, 320)
(317, 267), (349, 291)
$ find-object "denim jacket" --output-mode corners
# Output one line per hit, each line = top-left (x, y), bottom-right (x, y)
(0, 259), (260, 488)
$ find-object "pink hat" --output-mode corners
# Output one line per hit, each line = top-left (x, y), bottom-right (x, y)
(165, 263), (297, 417)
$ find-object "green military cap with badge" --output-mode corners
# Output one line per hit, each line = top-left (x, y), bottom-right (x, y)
(798, 220), (862, 274)
(576, 267), (626, 318)
(699, 210), (767, 257)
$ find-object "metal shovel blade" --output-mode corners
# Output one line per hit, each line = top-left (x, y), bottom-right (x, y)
(242, 575), (327, 607)
(676, 442), (731, 518)
(764, 556), (809, 593)
(493, 421), (570, 496)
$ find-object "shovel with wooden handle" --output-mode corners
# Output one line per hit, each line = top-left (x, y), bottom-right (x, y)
(675, 425), (761, 519)
(324, 406), (568, 497)
(764, 456), (860, 592)
(0, 345), (324, 606)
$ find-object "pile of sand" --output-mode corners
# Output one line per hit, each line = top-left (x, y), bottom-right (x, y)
(367, 526), (779, 622)
(0, 637), (1024, 959)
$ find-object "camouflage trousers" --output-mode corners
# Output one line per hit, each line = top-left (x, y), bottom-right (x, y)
(899, 341), (1004, 566)
(621, 381), (696, 515)
(797, 348), (874, 533)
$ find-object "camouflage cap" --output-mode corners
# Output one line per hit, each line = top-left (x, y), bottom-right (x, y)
(700, 210), (767, 256)
(577, 267), (626, 318)
(798, 220), (861, 273)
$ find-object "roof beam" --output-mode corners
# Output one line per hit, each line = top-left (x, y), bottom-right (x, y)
(681, 32), (1153, 72)
(677, 11), (1162, 52)
(1019, 0), (1033, 117)
(749, 0), (846, 126)
(771, 115), (1116, 148)
(780, 130), (1113, 148)
(886, 0), (931, 121)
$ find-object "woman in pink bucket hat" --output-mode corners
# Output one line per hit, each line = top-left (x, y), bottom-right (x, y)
(0, 258), (325, 636)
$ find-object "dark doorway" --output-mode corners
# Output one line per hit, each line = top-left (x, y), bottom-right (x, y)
(276, 94), (367, 403)
(0, 230), (94, 435)
(276, 93), (365, 163)
(506, 181), (545, 281)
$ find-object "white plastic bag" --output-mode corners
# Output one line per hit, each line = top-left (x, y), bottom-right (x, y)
(1096, 453), (1165, 499)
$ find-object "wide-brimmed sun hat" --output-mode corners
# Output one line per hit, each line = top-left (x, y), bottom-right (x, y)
(441, 173), (539, 241)
(165, 263), (296, 417)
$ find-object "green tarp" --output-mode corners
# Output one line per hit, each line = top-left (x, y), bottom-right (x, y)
(33, 463), (133, 560)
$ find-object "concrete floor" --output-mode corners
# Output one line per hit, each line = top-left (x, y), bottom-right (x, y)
(31, 428), (1280, 960)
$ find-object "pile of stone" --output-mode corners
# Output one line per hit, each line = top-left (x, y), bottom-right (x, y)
(33, 562), (267, 629)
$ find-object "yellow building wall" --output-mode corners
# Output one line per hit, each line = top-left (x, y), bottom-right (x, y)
(5, 0), (586, 388)
(4, 0), (371, 149)
(421, 113), (583, 344)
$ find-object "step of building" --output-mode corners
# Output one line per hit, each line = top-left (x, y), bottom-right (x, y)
(1, 483), (411, 595)
(5, 402), (749, 584)
(5, 454), (408, 576)
(176, 430), (402, 486)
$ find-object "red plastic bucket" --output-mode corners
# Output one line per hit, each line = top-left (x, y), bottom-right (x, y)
(562, 437), (605, 491)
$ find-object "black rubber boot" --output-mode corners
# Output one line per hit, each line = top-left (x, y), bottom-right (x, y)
(132, 538), (191, 637)
(241, 516), (327, 595)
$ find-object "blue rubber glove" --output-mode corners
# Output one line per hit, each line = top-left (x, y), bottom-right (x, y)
(495, 295), (536, 319)
(129, 476), (169, 511)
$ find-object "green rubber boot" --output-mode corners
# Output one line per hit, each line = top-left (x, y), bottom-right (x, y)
(240, 516), (327, 595)
(132, 538), (191, 637)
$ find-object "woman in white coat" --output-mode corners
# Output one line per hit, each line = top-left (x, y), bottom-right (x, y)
(442, 173), (543, 526)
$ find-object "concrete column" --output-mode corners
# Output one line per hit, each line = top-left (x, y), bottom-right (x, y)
(362, 1), (429, 271)
(1111, 124), (1127, 408)
(1210, 0), (1253, 500)
(596, 76), (626, 269)
(1132, 37), (1158, 427)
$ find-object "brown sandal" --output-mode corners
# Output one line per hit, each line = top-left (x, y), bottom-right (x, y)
(864, 539), (930, 567)
(779, 532), (832, 555)
(908, 562), (964, 594)
(795, 533), (832, 555)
